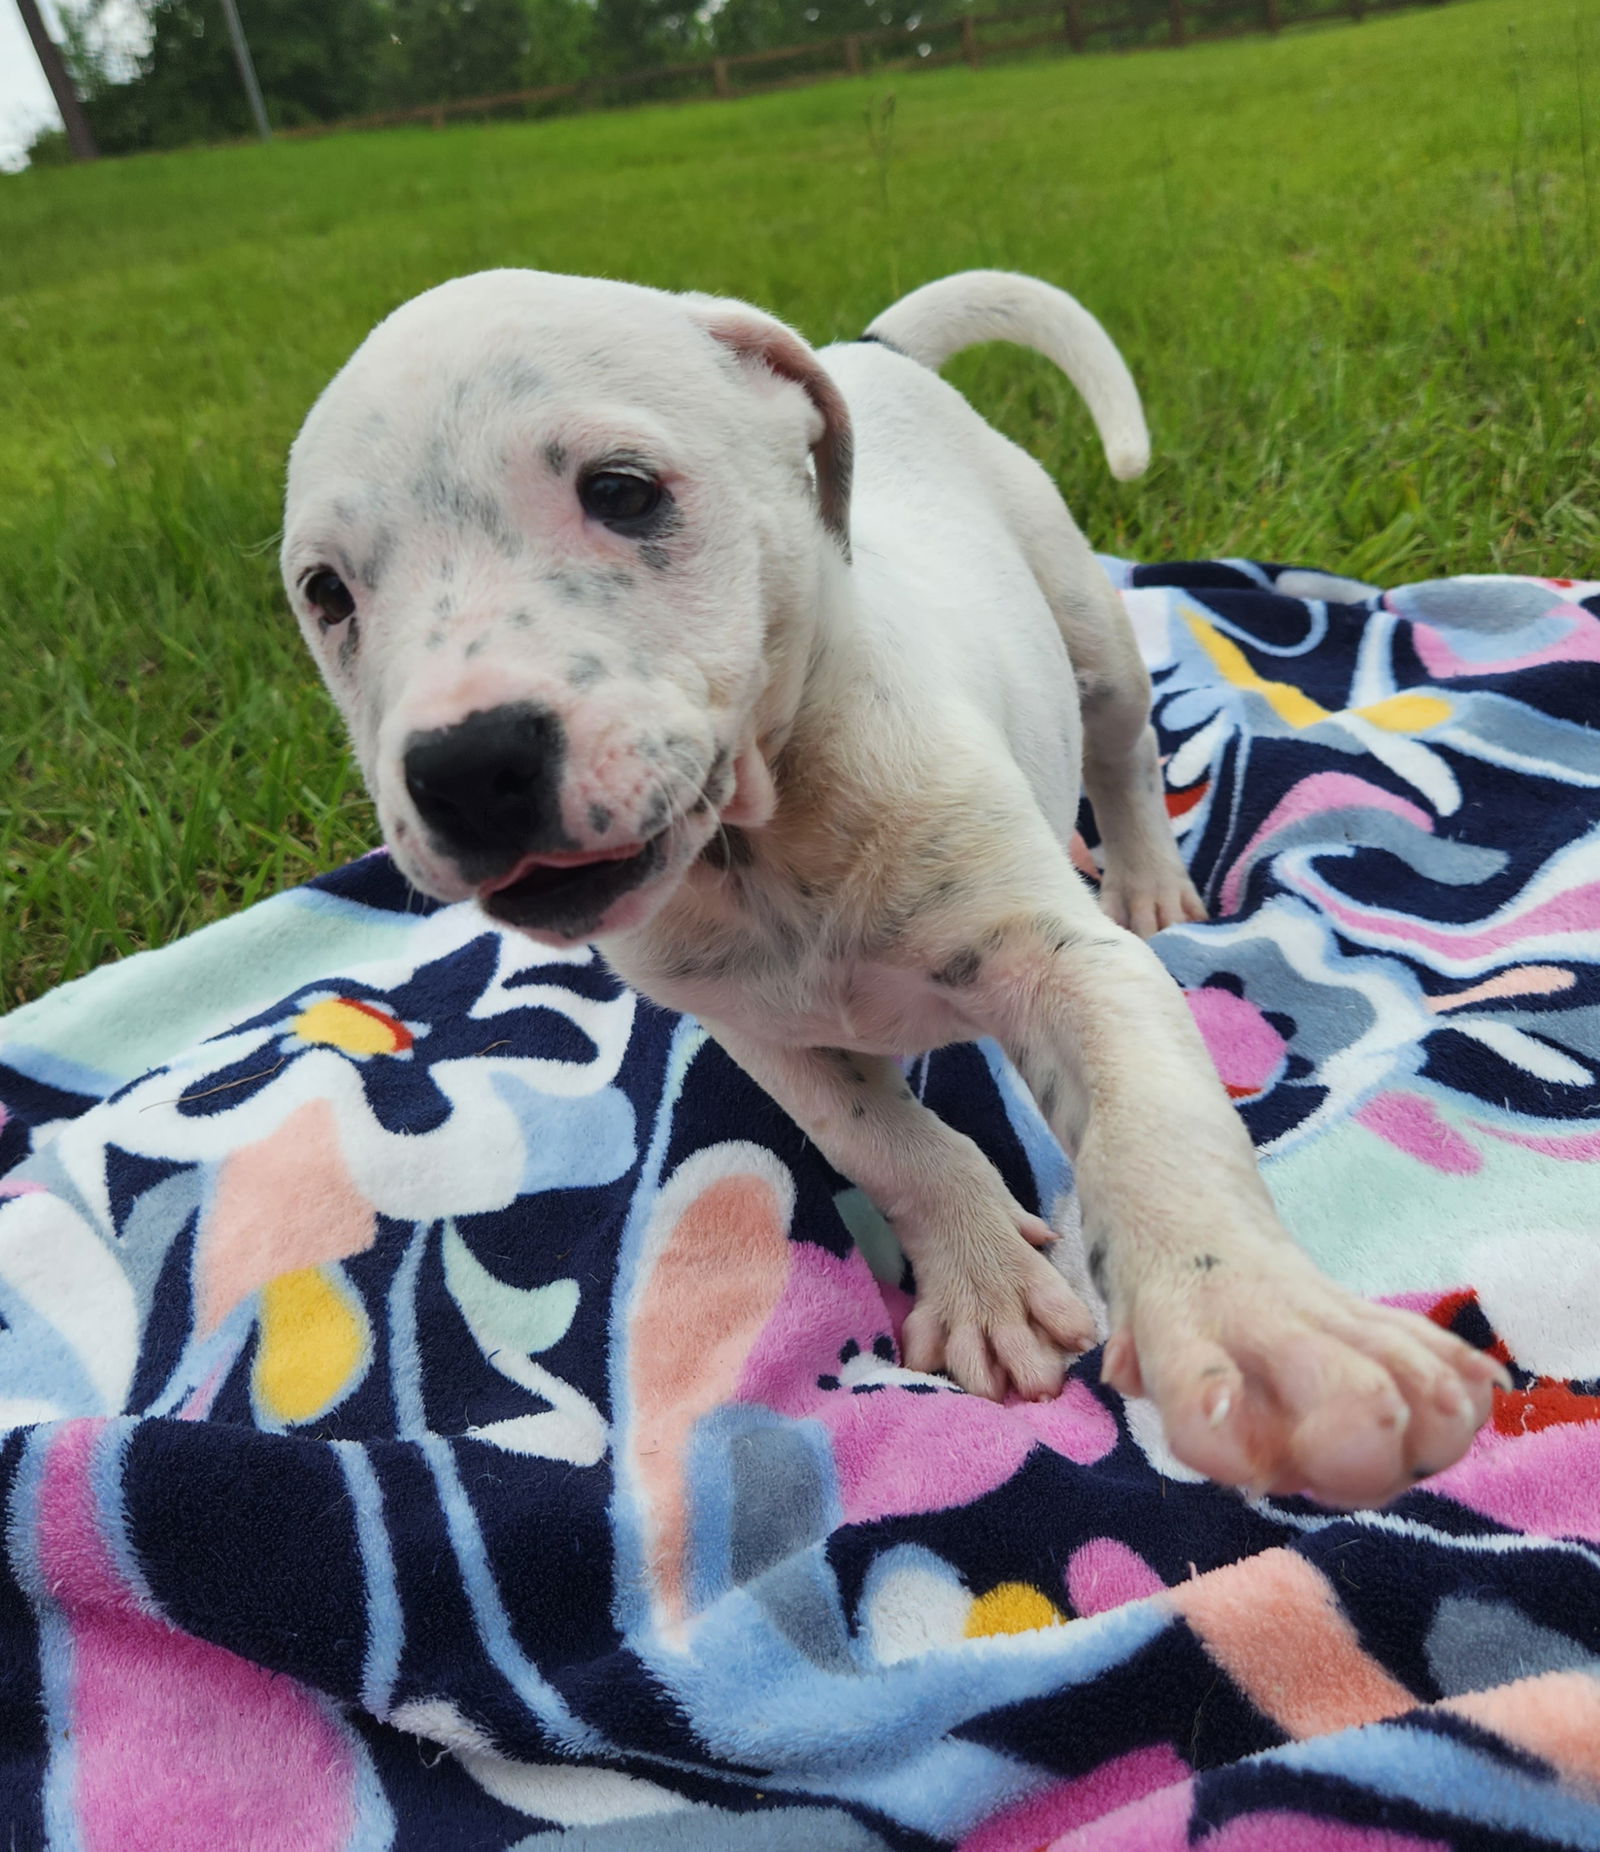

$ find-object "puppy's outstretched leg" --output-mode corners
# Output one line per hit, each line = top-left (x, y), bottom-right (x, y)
(703, 1028), (1096, 1401)
(938, 878), (1506, 1505)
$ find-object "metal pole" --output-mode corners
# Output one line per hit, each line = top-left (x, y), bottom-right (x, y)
(15, 0), (98, 160)
(217, 0), (272, 141)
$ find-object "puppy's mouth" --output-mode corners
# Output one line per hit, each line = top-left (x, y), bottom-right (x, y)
(476, 835), (670, 935)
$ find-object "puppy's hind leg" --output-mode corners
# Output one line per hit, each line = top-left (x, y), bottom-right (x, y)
(1016, 484), (1205, 937)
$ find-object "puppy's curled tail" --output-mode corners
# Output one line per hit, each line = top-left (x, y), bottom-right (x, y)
(863, 270), (1150, 481)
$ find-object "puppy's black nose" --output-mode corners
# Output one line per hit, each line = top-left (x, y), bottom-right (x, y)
(403, 703), (569, 864)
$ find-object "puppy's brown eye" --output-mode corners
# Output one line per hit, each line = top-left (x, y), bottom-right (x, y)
(579, 470), (663, 527)
(304, 569), (355, 628)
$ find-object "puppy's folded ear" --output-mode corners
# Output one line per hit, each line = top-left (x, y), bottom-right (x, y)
(685, 298), (853, 559)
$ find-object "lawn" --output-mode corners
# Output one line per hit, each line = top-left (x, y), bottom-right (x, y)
(1, 0), (1595, 1008)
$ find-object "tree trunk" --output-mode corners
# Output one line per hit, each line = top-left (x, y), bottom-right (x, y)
(15, 0), (98, 161)
(1064, 0), (1085, 50)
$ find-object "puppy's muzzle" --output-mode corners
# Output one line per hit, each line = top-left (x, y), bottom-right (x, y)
(401, 701), (666, 935)
(404, 703), (570, 866)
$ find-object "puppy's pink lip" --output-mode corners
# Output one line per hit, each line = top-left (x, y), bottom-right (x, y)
(477, 840), (649, 897)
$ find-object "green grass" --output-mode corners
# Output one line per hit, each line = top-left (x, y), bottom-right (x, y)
(2, 0), (1596, 1008)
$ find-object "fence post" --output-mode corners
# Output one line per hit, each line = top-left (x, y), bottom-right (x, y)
(960, 14), (981, 66)
(431, 107), (446, 129)
(1064, 0), (1085, 50)
(1263, 0), (1280, 29)
(843, 32), (862, 72)
(1168, 0), (1186, 45)
(712, 56), (731, 96)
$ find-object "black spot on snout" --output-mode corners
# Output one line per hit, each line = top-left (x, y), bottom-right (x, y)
(660, 734), (702, 781)
(639, 788), (672, 837)
(403, 703), (572, 875)
(568, 651), (606, 689)
(588, 803), (613, 836)
(545, 569), (622, 609)
(543, 441), (569, 476)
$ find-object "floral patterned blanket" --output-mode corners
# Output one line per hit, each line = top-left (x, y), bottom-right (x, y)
(1, 560), (1598, 1851)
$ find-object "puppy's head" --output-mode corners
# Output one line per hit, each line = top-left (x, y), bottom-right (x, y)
(282, 269), (850, 944)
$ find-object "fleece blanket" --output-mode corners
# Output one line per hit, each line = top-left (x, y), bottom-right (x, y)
(1, 559), (1598, 1852)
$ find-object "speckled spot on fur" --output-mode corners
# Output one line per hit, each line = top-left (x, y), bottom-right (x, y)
(482, 355), (545, 401)
(660, 734), (702, 783)
(337, 613), (361, 669)
(639, 788), (672, 836)
(359, 526), (396, 592)
(931, 947), (982, 988)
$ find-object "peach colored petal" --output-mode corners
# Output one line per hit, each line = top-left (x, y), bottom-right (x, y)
(198, 1098), (376, 1334)
(1425, 966), (1575, 1012)
(629, 1170), (792, 1621)
(1169, 1550), (1415, 1738)
(1447, 1669), (1600, 1786)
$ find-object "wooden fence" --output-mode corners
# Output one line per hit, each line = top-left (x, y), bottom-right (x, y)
(280, 0), (1458, 140)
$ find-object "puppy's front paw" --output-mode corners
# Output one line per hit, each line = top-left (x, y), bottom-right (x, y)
(1104, 1248), (1509, 1506)
(899, 1212), (1096, 1403)
(1098, 862), (1207, 939)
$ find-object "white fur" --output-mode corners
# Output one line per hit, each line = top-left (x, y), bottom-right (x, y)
(282, 267), (1505, 1507)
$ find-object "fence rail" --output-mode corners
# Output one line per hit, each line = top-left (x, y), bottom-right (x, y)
(278, 0), (1458, 141)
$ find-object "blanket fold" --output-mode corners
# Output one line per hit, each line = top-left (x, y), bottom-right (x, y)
(1, 559), (1597, 1850)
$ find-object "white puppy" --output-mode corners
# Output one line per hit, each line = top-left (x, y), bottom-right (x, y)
(283, 268), (1504, 1506)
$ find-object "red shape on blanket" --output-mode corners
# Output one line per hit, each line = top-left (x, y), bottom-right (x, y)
(1492, 1379), (1600, 1437)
